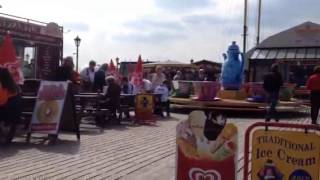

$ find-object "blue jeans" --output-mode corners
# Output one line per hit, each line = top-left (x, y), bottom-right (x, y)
(266, 92), (279, 122)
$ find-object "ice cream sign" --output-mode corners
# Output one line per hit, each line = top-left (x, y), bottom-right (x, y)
(176, 111), (238, 180)
(30, 81), (68, 134)
(251, 130), (320, 180)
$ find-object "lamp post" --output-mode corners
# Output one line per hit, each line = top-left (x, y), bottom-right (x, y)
(74, 35), (81, 72)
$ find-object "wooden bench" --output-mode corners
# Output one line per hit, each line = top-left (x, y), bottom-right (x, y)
(75, 93), (110, 127)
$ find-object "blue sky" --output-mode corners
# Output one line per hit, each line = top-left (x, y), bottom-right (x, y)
(2, 0), (320, 69)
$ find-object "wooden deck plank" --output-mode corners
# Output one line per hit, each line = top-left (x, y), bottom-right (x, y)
(0, 113), (311, 180)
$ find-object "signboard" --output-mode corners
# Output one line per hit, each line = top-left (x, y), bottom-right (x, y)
(251, 130), (320, 180)
(36, 44), (60, 79)
(135, 94), (154, 122)
(30, 81), (68, 134)
(176, 111), (238, 180)
(0, 16), (63, 45)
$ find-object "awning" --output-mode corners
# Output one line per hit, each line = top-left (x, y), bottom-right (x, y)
(250, 48), (320, 60)
(143, 60), (196, 68)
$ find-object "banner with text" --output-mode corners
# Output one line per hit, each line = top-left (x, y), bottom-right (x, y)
(251, 130), (320, 180)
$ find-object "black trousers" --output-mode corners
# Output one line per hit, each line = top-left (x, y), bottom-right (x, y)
(310, 91), (320, 124)
(0, 95), (22, 125)
(155, 101), (170, 117)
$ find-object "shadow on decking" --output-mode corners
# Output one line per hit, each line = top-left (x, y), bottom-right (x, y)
(0, 134), (80, 160)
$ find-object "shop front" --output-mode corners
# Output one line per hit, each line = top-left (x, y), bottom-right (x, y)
(0, 13), (63, 80)
(248, 21), (320, 86)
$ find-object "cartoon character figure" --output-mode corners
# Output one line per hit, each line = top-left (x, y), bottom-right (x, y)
(221, 41), (245, 90)
(141, 96), (149, 108)
(258, 159), (284, 180)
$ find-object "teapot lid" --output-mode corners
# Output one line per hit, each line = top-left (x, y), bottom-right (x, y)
(228, 41), (240, 53)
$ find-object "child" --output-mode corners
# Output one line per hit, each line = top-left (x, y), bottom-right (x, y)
(121, 77), (134, 94)
(0, 67), (22, 143)
(154, 80), (171, 117)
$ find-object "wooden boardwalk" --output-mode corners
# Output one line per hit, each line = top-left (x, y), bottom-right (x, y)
(0, 113), (310, 180)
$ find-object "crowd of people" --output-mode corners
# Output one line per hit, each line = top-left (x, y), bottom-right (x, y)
(1, 56), (320, 143)
(50, 57), (219, 117)
(50, 57), (320, 126)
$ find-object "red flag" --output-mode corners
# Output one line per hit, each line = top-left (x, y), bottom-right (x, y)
(131, 55), (144, 90)
(109, 59), (116, 73)
(0, 34), (24, 84)
(135, 55), (143, 73)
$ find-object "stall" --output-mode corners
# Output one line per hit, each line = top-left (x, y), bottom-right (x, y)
(0, 13), (63, 80)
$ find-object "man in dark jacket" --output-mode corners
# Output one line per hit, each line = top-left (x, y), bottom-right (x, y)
(93, 64), (108, 92)
(263, 63), (283, 122)
(103, 76), (121, 124)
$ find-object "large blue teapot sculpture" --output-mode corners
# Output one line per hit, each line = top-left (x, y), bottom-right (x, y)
(221, 41), (245, 90)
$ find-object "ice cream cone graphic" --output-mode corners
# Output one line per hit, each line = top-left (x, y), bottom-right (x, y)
(188, 111), (212, 159)
(210, 124), (237, 154)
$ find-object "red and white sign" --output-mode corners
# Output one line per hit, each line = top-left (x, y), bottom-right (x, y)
(176, 111), (238, 180)
(189, 168), (221, 180)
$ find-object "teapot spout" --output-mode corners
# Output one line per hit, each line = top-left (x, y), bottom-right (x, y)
(222, 53), (227, 61)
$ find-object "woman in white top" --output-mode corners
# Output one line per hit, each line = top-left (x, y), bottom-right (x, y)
(151, 66), (166, 90)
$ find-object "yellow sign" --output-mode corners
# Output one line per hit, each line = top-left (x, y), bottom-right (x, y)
(135, 94), (154, 121)
(251, 130), (320, 180)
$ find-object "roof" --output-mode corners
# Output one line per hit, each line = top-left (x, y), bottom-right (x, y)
(257, 21), (320, 48)
(143, 60), (196, 68)
(193, 59), (221, 66)
(250, 47), (320, 60)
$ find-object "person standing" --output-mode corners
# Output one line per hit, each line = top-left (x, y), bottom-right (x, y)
(154, 80), (171, 117)
(55, 57), (80, 84)
(121, 77), (134, 94)
(306, 66), (320, 125)
(103, 76), (121, 124)
(263, 64), (283, 122)
(173, 70), (183, 81)
(80, 60), (96, 91)
(151, 66), (166, 90)
(0, 68), (22, 143)
(93, 63), (108, 92)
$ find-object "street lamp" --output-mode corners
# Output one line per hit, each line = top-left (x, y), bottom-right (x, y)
(74, 35), (81, 72)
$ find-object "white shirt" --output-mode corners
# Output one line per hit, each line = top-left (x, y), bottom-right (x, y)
(132, 79), (152, 94)
(80, 67), (95, 83)
(143, 79), (152, 92)
(151, 73), (166, 90)
(154, 85), (169, 102)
